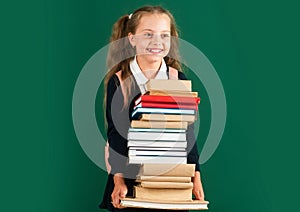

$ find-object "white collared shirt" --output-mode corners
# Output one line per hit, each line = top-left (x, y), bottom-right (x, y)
(130, 56), (168, 94)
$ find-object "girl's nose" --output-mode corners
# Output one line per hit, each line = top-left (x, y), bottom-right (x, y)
(152, 34), (162, 45)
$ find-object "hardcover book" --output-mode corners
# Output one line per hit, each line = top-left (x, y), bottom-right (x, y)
(128, 155), (187, 164)
(128, 149), (187, 157)
(134, 102), (199, 110)
(134, 186), (192, 201)
(146, 90), (198, 97)
(131, 107), (195, 119)
(139, 114), (196, 123)
(129, 146), (185, 151)
(138, 181), (193, 189)
(127, 131), (186, 141)
(127, 140), (187, 148)
(145, 79), (192, 92)
(135, 95), (200, 105)
(136, 175), (191, 183)
(128, 127), (186, 133)
(121, 198), (209, 210)
(131, 120), (188, 129)
(139, 164), (195, 177)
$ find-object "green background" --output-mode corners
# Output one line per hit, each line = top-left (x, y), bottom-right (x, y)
(1, 0), (299, 211)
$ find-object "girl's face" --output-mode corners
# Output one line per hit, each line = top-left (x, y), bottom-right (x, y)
(128, 13), (171, 65)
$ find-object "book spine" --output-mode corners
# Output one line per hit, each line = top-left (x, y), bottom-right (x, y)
(140, 181), (193, 189)
(131, 108), (195, 119)
(147, 90), (198, 97)
(130, 120), (188, 129)
(136, 95), (200, 105)
(127, 132), (186, 141)
(134, 102), (199, 110)
(146, 80), (192, 92)
(129, 149), (187, 157)
(127, 141), (187, 148)
(128, 127), (186, 133)
(134, 186), (192, 201)
(140, 114), (195, 122)
(129, 156), (187, 164)
(140, 164), (195, 177)
(136, 176), (191, 183)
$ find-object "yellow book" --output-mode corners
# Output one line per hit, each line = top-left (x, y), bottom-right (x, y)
(139, 181), (193, 189)
(136, 175), (191, 183)
(131, 120), (188, 129)
(134, 186), (192, 202)
(146, 90), (198, 97)
(139, 164), (195, 177)
(145, 79), (192, 92)
(140, 114), (196, 123)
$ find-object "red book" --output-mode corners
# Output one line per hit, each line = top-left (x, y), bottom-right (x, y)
(134, 102), (198, 110)
(135, 95), (200, 106)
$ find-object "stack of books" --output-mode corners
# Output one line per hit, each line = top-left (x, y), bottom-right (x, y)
(121, 164), (209, 210)
(122, 79), (209, 210)
(128, 79), (200, 164)
(135, 164), (195, 202)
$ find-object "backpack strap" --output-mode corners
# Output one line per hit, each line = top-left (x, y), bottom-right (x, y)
(105, 70), (124, 175)
(115, 70), (128, 101)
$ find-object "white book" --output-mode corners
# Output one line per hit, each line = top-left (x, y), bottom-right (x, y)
(128, 155), (187, 164)
(127, 131), (186, 141)
(121, 198), (209, 210)
(127, 140), (187, 148)
(128, 149), (187, 157)
(129, 146), (185, 151)
(128, 127), (186, 133)
(132, 107), (195, 119)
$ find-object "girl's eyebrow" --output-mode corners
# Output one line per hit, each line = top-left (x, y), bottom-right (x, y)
(141, 29), (171, 33)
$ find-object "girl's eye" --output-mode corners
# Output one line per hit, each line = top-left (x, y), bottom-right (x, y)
(144, 33), (153, 38)
(161, 34), (170, 39)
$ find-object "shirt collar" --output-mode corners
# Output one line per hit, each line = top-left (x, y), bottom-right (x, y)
(130, 56), (168, 94)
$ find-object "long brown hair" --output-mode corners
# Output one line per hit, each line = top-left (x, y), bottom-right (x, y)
(105, 5), (182, 107)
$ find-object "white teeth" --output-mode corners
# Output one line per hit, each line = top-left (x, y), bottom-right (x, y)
(147, 48), (163, 53)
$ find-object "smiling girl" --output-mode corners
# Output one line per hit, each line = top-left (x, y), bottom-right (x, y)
(99, 6), (205, 212)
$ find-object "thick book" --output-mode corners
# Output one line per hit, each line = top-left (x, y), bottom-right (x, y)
(127, 131), (186, 141)
(140, 114), (196, 123)
(145, 79), (192, 92)
(131, 107), (195, 119)
(127, 140), (187, 148)
(139, 164), (195, 177)
(134, 102), (199, 110)
(135, 95), (200, 105)
(128, 155), (187, 164)
(128, 127), (186, 133)
(131, 120), (188, 129)
(146, 90), (198, 97)
(139, 181), (193, 189)
(136, 175), (191, 183)
(134, 186), (192, 201)
(128, 149), (187, 157)
(121, 198), (209, 210)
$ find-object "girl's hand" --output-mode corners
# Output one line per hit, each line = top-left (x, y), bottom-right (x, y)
(192, 171), (205, 201)
(111, 174), (127, 208)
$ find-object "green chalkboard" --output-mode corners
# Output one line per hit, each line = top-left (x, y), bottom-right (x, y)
(1, 0), (299, 211)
